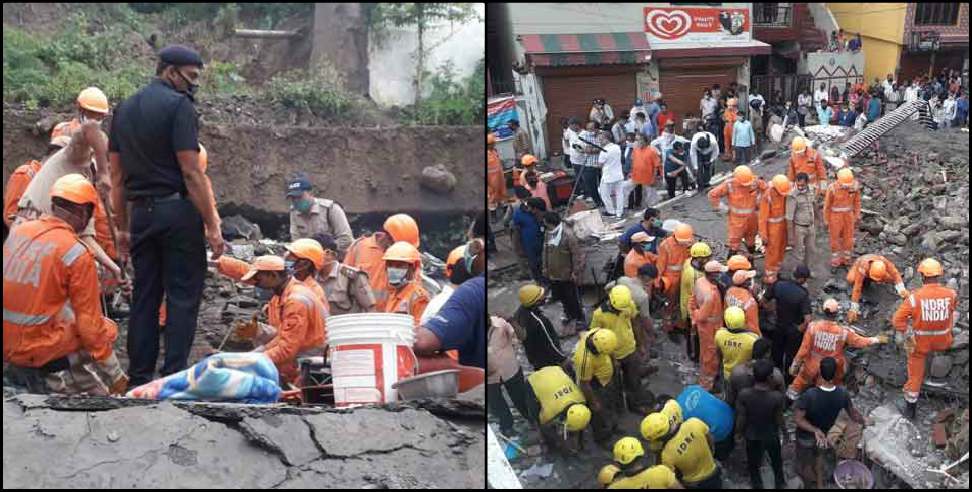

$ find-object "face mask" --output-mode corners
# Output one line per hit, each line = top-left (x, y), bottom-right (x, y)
(387, 267), (409, 286)
(176, 69), (199, 97)
(255, 286), (273, 301)
(293, 198), (313, 213)
(652, 218), (663, 228)
(284, 260), (296, 275)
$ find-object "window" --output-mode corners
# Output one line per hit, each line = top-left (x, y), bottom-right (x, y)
(754, 3), (792, 27)
(915, 3), (959, 26)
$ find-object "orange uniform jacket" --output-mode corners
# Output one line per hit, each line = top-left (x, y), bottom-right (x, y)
(724, 286), (761, 335)
(487, 148), (507, 207)
(215, 256), (329, 309)
(709, 178), (767, 250)
(823, 181), (861, 226)
(689, 276), (723, 389)
(789, 319), (876, 393)
(845, 254), (902, 304)
(624, 248), (658, 279)
(892, 284), (957, 400)
(758, 189), (788, 279)
(345, 235), (390, 306)
(655, 236), (690, 297)
(787, 148), (827, 192)
(380, 279), (431, 325)
(264, 277), (328, 383)
(3, 216), (116, 367)
(4, 160), (42, 227)
(723, 108), (737, 154)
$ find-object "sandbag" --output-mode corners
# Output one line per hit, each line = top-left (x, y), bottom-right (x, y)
(126, 352), (281, 403)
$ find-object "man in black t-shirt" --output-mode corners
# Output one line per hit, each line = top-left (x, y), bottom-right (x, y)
(762, 265), (813, 385)
(736, 359), (787, 489)
(793, 357), (867, 488)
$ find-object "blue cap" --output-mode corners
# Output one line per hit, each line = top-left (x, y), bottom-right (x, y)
(286, 176), (312, 197)
(158, 45), (204, 67)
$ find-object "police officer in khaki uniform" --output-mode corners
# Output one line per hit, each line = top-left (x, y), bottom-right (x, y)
(287, 174), (354, 257)
(313, 233), (376, 315)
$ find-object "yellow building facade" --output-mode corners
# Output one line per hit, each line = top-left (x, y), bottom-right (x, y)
(827, 3), (909, 83)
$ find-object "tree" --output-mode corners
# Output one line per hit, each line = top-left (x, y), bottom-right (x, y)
(368, 3), (480, 108)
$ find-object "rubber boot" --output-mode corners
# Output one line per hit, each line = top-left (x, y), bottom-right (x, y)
(904, 401), (917, 420)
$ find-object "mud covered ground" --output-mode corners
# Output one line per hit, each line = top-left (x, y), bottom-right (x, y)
(487, 121), (969, 488)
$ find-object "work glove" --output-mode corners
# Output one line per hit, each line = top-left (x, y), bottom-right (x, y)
(895, 283), (909, 299)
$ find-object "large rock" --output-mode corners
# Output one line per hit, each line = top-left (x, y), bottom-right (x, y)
(929, 355), (953, 379)
(221, 215), (263, 241)
(419, 164), (458, 193)
(936, 216), (968, 230)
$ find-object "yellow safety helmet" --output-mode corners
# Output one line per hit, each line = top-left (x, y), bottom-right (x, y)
(565, 403), (591, 432)
(868, 260), (887, 281)
(917, 258), (943, 277)
(724, 306), (746, 329)
(518, 284), (545, 307)
(609, 285), (634, 310)
(597, 464), (621, 486)
(837, 167), (854, 185)
(77, 87), (109, 114)
(589, 329), (618, 355)
(613, 436), (645, 466)
(791, 136), (807, 154)
(640, 412), (670, 442)
(689, 241), (711, 258)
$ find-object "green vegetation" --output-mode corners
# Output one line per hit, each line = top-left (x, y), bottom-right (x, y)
(399, 59), (485, 126)
(266, 66), (353, 118)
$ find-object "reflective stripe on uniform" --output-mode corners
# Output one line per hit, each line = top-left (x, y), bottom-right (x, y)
(61, 242), (86, 267)
(3, 308), (51, 326)
(730, 207), (754, 215)
(666, 264), (682, 272)
(830, 206), (853, 212)
(767, 217), (785, 223)
(915, 328), (952, 336)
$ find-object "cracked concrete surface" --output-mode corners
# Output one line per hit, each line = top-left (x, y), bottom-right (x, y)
(3, 392), (485, 488)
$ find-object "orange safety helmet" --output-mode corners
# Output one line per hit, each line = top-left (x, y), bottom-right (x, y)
(383, 213), (420, 247)
(521, 154), (538, 166)
(487, 133), (497, 145)
(726, 254), (752, 271)
(445, 244), (467, 278)
(917, 258), (943, 277)
(50, 173), (98, 206)
(382, 241), (422, 265)
(733, 165), (755, 186)
(771, 174), (791, 195)
(673, 223), (694, 243)
(286, 238), (326, 271)
(868, 260), (887, 281)
(198, 143), (208, 172)
(241, 255), (286, 282)
(77, 87), (109, 114)
(837, 168), (854, 185)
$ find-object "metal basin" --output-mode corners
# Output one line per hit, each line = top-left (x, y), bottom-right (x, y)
(392, 370), (459, 400)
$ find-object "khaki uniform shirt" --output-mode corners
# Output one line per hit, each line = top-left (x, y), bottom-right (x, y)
(786, 187), (816, 226)
(513, 127), (534, 159)
(290, 198), (354, 255)
(17, 146), (96, 237)
(318, 262), (375, 315)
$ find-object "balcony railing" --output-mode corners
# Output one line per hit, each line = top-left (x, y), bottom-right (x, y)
(754, 3), (792, 27)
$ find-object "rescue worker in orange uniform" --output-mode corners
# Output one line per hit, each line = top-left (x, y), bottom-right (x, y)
(3, 174), (128, 395)
(487, 133), (507, 211)
(846, 254), (907, 323)
(722, 99), (738, 161)
(786, 137), (827, 197)
(515, 154), (539, 188)
(233, 255), (327, 386)
(655, 223), (695, 335)
(708, 165), (768, 257)
(892, 258), (957, 419)
(380, 241), (431, 325)
(823, 168), (861, 268)
(689, 260), (728, 391)
(758, 175), (791, 284)
(787, 298), (886, 400)
(724, 269), (761, 336)
(624, 232), (657, 279)
(344, 213), (420, 308)
(4, 136), (71, 227)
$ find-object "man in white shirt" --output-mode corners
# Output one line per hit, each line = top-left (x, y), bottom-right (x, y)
(904, 83), (920, 120)
(596, 131), (625, 219)
(690, 130), (720, 189)
(629, 98), (646, 125)
(882, 74), (895, 100)
(701, 90), (719, 122)
(563, 118), (581, 173)
(942, 93), (957, 129)
(813, 82), (829, 106)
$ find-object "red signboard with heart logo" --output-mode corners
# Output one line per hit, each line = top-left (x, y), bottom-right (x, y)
(644, 7), (751, 44)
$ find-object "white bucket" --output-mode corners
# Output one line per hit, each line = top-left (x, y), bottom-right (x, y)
(326, 313), (417, 407)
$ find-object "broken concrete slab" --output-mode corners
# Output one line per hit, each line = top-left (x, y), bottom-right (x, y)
(3, 392), (485, 488)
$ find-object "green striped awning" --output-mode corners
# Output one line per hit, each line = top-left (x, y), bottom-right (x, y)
(519, 32), (651, 67)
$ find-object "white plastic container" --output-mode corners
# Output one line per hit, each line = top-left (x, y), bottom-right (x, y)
(326, 313), (417, 407)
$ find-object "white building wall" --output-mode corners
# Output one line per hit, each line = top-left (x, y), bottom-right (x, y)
(369, 3), (485, 107)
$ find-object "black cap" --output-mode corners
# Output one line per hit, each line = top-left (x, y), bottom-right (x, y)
(794, 265), (811, 279)
(159, 45), (204, 68)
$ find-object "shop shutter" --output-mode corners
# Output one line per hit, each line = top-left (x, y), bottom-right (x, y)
(542, 71), (637, 153)
(660, 65), (737, 123)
